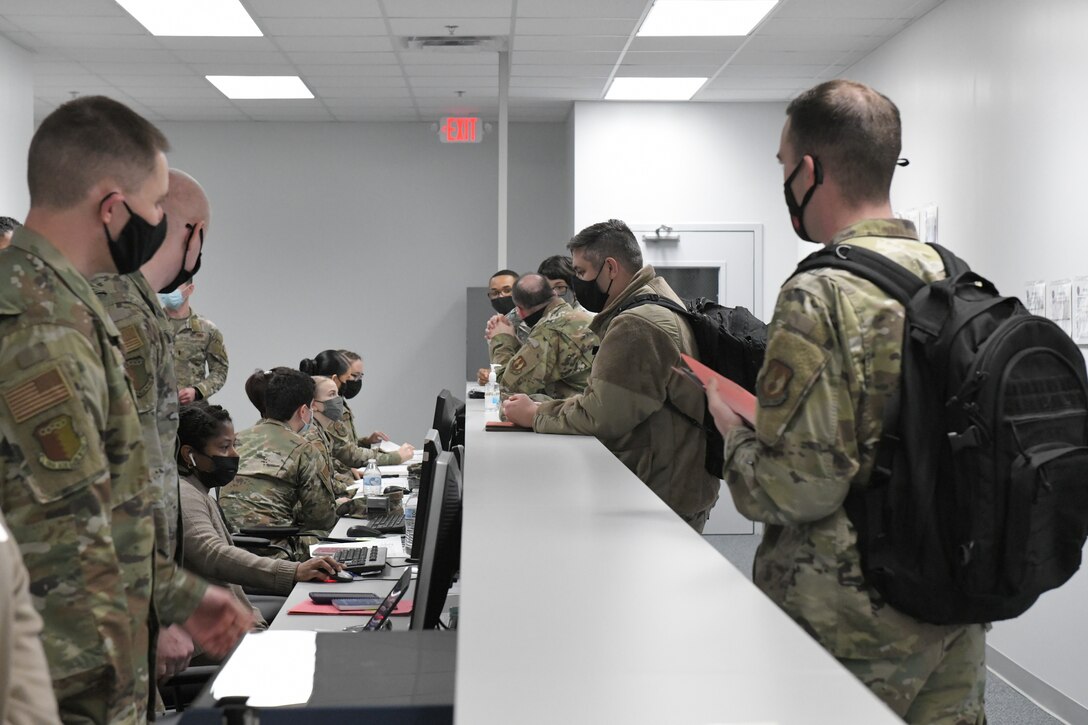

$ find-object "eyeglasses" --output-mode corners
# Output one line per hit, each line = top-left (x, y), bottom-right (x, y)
(550, 284), (570, 295)
(487, 286), (514, 299)
(348, 372), (364, 381)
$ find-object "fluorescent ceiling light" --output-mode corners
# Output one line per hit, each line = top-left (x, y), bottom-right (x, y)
(605, 77), (707, 101)
(638, 0), (778, 37)
(115, 0), (262, 36)
(207, 76), (314, 100)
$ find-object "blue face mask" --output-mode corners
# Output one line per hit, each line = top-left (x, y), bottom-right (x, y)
(158, 289), (185, 310)
(298, 406), (313, 435)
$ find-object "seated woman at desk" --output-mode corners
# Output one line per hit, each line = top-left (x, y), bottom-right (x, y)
(299, 349), (413, 471)
(219, 368), (339, 560)
(177, 402), (343, 627)
(337, 348), (396, 447)
(305, 375), (368, 517)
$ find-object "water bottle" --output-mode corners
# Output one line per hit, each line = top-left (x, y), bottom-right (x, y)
(362, 459), (382, 498)
(485, 364), (500, 416)
(403, 492), (418, 555)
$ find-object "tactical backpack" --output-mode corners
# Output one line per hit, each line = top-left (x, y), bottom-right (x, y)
(794, 242), (1088, 624)
(616, 295), (767, 478)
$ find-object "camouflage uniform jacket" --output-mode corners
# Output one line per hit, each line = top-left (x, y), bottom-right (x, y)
(534, 266), (720, 517)
(219, 418), (337, 560)
(722, 219), (963, 660)
(488, 297), (598, 399)
(90, 271), (182, 556)
(168, 308), (228, 399)
(0, 228), (203, 722)
(305, 418), (355, 496)
(326, 413), (400, 471)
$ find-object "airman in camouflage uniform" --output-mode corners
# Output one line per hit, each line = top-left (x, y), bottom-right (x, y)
(219, 419), (338, 561)
(712, 80), (985, 724)
(91, 271), (183, 555)
(0, 226), (207, 722)
(167, 300), (229, 401)
(488, 295), (598, 399)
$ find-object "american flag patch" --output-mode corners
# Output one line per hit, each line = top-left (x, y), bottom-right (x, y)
(2, 368), (73, 424)
(119, 324), (143, 354)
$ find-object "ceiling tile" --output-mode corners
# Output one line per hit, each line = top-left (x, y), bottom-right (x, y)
(245, 0), (382, 17)
(774, 0), (922, 19)
(294, 64), (404, 77)
(384, 0), (513, 17)
(399, 51), (501, 65)
(512, 50), (621, 65)
(730, 49), (852, 66)
(622, 51), (734, 66)
(742, 34), (883, 53)
(1, 0), (122, 16)
(262, 18), (388, 36)
(511, 76), (608, 88)
(517, 0), (647, 18)
(513, 64), (612, 77)
(613, 65), (721, 77)
(403, 64), (498, 77)
(409, 76), (497, 87)
(11, 15), (144, 34)
(152, 37), (279, 52)
(34, 33), (164, 50)
(169, 50), (289, 65)
(517, 17), (638, 35)
(305, 76), (409, 91)
(513, 35), (629, 52)
(694, 89), (795, 101)
(80, 62), (193, 76)
(717, 64), (842, 78)
(627, 36), (745, 52)
(282, 51), (398, 65)
(276, 35), (394, 52)
(58, 48), (177, 63)
(759, 16), (909, 37)
(387, 18), (512, 35)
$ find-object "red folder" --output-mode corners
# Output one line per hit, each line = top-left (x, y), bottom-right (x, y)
(287, 599), (413, 616)
(678, 353), (757, 425)
(484, 421), (533, 432)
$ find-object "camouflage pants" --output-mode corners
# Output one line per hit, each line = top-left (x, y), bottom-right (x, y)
(840, 624), (986, 724)
(54, 668), (148, 724)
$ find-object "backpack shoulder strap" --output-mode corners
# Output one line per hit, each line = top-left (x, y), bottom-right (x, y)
(928, 242), (970, 278)
(615, 293), (691, 318)
(792, 244), (925, 306)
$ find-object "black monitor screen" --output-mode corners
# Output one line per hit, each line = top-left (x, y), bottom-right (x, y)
(410, 451), (462, 631)
(431, 389), (466, 450)
(408, 429), (442, 561)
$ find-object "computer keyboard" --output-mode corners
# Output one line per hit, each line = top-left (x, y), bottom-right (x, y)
(365, 511), (405, 533)
(333, 545), (387, 574)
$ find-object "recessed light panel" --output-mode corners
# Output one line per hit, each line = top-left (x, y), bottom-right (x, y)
(206, 76), (314, 100)
(605, 77), (707, 101)
(116, 0), (262, 36)
(638, 0), (778, 37)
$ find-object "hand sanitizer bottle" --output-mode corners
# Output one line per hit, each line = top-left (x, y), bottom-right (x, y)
(485, 364), (500, 415)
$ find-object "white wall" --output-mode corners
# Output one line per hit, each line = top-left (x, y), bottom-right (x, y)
(157, 120), (570, 441)
(847, 0), (1088, 716)
(572, 100), (798, 317)
(0, 34), (33, 217)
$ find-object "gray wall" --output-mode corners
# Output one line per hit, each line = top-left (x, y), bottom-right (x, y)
(0, 34), (33, 217)
(157, 120), (571, 441)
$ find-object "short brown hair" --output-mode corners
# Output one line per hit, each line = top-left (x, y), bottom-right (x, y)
(785, 80), (900, 206)
(28, 95), (170, 209)
(567, 219), (643, 273)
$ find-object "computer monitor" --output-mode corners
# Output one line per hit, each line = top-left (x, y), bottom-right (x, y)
(410, 451), (462, 631)
(431, 389), (466, 450)
(408, 429), (442, 561)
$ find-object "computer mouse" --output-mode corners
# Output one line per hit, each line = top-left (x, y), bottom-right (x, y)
(347, 525), (383, 538)
(334, 570), (354, 582)
(382, 485), (409, 495)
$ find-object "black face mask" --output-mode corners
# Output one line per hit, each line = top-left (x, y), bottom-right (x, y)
(102, 197), (168, 275)
(160, 223), (203, 294)
(522, 307), (547, 328)
(342, 379), (362, 399)
(783, 156), (823, 243)
(190, 450), (239, 488)
(490, 295), (516, 315)
(570, 264), (614, 313)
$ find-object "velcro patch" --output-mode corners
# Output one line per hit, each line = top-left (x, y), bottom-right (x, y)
(34, 414), (86, 470)
(510, 356), (527, 374)
(3, 368), (73, 424)
(119, 324), (144, 354)
(759, 359), (794, 407)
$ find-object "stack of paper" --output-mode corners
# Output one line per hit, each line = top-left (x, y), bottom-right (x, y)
(210, 631), (315, 706)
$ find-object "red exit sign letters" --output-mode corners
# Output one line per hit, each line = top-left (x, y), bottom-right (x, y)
(439, 116), (481, 143)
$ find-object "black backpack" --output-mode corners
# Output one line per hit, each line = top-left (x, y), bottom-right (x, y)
(794, 242), (1088, 624)
(616, 295), (767, 478)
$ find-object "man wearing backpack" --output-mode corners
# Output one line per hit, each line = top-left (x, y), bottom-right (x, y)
(706, 79), (986, 723)
(503, 220), (719, 531)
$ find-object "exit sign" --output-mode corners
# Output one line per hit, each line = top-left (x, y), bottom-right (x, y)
(439, 116), (481, 144)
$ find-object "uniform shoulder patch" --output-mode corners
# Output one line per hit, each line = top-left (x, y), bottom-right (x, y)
(34, 414), (87, 470)
(2, 367), (73, 423)
(509, 355), (528, 374)
(118, 323), (144, 354)
(758, 359), (794, 407)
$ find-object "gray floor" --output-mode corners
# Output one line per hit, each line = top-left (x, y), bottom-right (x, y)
(703, 534), (1065, 725)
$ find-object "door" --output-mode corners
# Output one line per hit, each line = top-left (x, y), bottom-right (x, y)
(632, 224), (763, 535)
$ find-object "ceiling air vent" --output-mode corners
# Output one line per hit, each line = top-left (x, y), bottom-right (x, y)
(401, 35), (507, 52)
